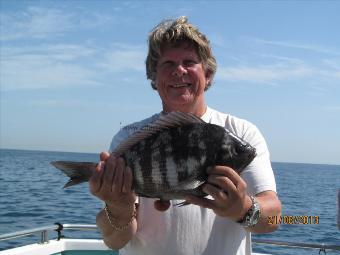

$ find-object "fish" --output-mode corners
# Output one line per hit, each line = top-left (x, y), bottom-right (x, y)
(51, 111), (256, 201)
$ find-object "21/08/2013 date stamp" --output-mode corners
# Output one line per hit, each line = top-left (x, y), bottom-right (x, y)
(268, 215), (319, 225)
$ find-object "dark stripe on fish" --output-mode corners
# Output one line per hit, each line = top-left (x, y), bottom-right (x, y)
(159, 141), (171, 190)
(138, 140), (154, 193)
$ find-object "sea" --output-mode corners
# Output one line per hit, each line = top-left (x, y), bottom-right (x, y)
(0, 149), (339, 254)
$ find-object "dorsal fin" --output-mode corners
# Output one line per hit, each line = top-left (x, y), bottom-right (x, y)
(112, 112), (204, 157)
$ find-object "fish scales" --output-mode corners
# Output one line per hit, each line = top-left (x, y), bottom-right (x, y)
(51, 112), (257, 201)
(158, 139), (171, 189)
(123, 123), (227, 199)
(125, 130), (174, 197)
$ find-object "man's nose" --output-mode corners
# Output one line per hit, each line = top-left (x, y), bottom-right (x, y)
(172, 64), (187, 77)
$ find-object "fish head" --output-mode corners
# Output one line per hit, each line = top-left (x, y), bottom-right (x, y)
(217, 131), (256, 174)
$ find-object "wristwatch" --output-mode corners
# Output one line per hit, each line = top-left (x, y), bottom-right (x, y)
(237, 196), (261, 228)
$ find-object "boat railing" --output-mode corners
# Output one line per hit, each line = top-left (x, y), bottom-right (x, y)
(252, 238), (340, 254)
(0, 223), (339, 254)
(0, 223), (97, 243)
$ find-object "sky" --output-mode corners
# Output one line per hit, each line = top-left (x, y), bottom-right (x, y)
(0, 0), (339, 165)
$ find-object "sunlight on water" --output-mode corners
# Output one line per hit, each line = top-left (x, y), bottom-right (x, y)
(0, 149), (339, 254)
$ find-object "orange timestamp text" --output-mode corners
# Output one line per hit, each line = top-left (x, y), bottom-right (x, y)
(267, 215), (319, 225)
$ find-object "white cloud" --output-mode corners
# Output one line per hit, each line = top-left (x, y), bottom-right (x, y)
(27, 98), (104, 108)
(1, 55), (100, 91)
(322, 59), (340, 70)
(100, 50), (145, 72)
(3, 44), (96, 61)
(0, 42), (146, 91)
(335, 71), (340, 79)
(322, 106), (340, 111)
(252, 38), (340, 56)
(1, 43), (101, 90)
(1, 7), (74, 40)
(0, 6), (113, 41)
(216, 64), (314, 85)
(215, 38), (340, 85)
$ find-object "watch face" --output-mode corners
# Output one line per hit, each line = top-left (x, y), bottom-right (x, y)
(239, 196), (261, 227)
(253, 210), (260, 221)
(250, 203), (261, 226)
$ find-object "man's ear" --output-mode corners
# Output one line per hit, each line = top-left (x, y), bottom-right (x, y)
(205, 71), (212, 86)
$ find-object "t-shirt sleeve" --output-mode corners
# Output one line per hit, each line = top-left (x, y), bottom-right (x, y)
(208, 107), (277, 196)
(109, 128), (131, 152)
(239, 122), (277, 195)
(109, 113), (160, 152)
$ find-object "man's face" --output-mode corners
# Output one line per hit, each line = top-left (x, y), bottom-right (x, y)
(155, 43), (210, 113)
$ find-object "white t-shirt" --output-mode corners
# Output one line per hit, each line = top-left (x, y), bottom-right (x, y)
(109, 106), (276, 255)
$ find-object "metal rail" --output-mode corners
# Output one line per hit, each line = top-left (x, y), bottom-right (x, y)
(0, 223), (98, 243)
(0, 224), (57, 242)
(252, 238), (340, 252)
(0, 224), (339, 253)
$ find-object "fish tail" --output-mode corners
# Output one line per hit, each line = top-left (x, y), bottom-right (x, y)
(51, 161), (97, 188)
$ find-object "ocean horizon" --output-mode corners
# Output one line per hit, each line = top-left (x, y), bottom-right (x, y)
(0, 148), (339, 254)
(2, 148), (339, 166)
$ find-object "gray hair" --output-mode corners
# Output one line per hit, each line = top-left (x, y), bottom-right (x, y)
(146, 16), (217, 90)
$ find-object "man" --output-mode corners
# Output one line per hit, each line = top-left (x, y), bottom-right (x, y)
(90, 16), (281, 255)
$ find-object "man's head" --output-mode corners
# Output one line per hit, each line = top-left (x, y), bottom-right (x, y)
(146, 16), (217, 91)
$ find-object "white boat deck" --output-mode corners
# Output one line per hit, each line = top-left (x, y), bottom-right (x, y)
(0, 239), (270, 255)
(0, 239), (110, 255)
(1, 223), (339, 255)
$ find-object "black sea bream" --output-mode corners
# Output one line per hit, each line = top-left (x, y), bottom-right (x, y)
(51, 112), (256, 201)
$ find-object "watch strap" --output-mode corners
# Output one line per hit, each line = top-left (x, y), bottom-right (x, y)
(237, 196), (261, 227)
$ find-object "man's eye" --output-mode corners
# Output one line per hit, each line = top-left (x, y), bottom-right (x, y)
(161, 61), (174, 67)
(183, 60), (197, 66)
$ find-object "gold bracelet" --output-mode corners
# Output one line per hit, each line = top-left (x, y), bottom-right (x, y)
(104, 203), (137, 232)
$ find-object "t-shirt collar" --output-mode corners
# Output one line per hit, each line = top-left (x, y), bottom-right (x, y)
(201, 106), (212, 123)
(160, 106), (212, 122)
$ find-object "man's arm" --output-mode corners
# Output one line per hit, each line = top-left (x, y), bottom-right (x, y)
(96, 203), (137, 249)
(246, 190), (281, 233)
(89, 152), (137, 249)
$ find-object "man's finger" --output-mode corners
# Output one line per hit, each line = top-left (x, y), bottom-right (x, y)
(122, 166), (133, 193)
(100, 151), (110, 161)
(208, 166), (244, 189)
(89, 161), (105, 194)
(113, 157), (125, 193)
(203, 183), (229, 202)
(207, 175), (237, 196)
(101, 155), (116, 192)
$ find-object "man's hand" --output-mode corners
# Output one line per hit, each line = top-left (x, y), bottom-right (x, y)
(186, 166), (251, 221)
(89, 152), (136, 215)
(90, 152), (138, 250)
(186, 165), (282, 233)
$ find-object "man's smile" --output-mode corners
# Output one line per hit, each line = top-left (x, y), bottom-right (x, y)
(170, 83), (191, 88)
